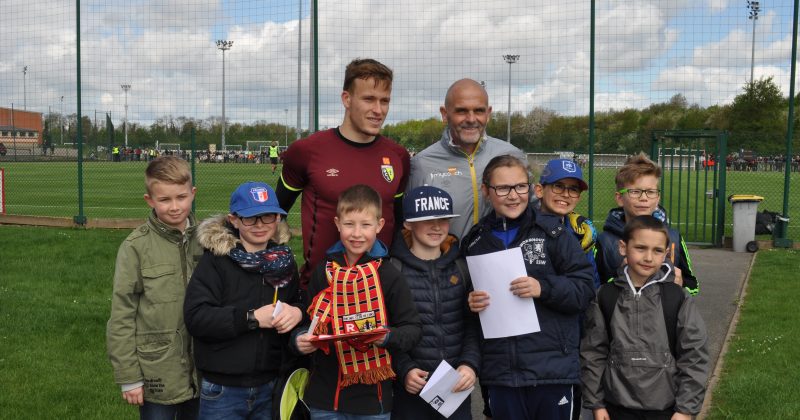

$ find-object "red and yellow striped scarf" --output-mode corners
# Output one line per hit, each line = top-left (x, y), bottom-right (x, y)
(308, 259), (395, 387)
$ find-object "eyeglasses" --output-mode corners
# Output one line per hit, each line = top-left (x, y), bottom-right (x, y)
(488, 183), (530, 197)
(618, 188), (660, 199)
(547, 183), (582, 198)
(238, 213), (278, 226)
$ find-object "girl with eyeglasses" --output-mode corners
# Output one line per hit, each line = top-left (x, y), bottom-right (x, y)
(462, 155), (596, 420)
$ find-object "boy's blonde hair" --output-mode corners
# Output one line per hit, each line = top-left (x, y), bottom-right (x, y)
(615, 152), (662, 189)
(145, 156), (192, 194)
(337, 184), (382, 219)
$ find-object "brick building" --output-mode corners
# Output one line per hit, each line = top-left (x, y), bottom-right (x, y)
(0, 107), (43, 146)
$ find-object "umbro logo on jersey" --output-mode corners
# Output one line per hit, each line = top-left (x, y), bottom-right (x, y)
(326, 168), (339, 177)
(558, 396), (569, 406)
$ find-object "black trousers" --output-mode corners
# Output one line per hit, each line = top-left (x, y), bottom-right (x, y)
(605, 402), (675, 420)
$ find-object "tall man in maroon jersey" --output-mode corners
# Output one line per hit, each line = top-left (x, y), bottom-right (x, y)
(276, 58), (410, 287)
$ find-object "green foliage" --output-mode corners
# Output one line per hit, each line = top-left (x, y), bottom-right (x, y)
(382, 117), (444, 152)
(46, 79), (797, 156)
(706, 249), (800, 419)
(728, 77), (786, 154)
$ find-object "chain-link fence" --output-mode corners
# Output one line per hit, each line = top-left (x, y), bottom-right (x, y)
(1, 1), (798, 243)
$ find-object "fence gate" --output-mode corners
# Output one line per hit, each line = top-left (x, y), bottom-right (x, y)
(650, 130), (728, 247)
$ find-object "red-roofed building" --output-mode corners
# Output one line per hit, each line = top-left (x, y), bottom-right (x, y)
(0, 107), (43, 146)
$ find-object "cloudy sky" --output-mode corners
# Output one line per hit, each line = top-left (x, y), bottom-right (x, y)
(2, 0), (798, 134)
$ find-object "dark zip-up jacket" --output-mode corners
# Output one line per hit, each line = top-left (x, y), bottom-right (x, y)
(596, 207), (699, 295)
(183, 216), (306, 387)
(389, 230), (481, 383)
(461, 207), (595, 387)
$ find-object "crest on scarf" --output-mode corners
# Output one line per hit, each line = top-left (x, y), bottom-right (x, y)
(342, 311), (378, 333)
(381, 157), (394, 182)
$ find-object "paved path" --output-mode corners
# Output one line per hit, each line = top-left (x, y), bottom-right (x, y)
(467, 248), (753, 419)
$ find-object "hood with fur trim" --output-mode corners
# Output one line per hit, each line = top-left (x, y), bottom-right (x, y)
(196, 214), (291, 256)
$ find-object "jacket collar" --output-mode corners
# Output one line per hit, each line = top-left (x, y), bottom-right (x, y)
(148, 210), (195, 243)
(479, 206), (564, 239)
(440, 128), (486, 158)
(617, 262), (674, 295)
(604, 205), (671, 236)
(389, 229), (460, 270)
(326, 239), (389, 263)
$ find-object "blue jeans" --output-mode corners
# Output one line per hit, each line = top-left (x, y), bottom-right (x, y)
(309, 407), (390, 420)
(198, 378), (275, 420)
(140, 398), (199, 420)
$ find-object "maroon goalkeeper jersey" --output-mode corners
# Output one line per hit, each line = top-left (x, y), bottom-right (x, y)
(280, 128), (410, 286)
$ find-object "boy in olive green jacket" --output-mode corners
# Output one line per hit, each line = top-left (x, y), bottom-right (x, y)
(106, 156), (203, 419)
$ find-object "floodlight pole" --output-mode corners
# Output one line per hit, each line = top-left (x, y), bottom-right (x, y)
(60, 95), (64, 145)
(503, 54), (520, 143)
(121, 84), (131, 148)
(284, 108), (289, 147)
(748, 1), (760, 84)
(23, 66), (28, 110)
(217, 39), (233, 150)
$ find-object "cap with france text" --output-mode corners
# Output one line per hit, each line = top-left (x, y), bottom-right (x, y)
(403, 186), (460, 222)
(229, 181), (287, 217)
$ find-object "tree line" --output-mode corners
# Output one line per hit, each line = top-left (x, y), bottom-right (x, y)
(43, 77), (799, 155)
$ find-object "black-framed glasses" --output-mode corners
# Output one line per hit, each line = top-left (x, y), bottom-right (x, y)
(238, 213), (278, 226)
(548, 183), (582, 198)
(488, 183), (530, 197)
(618, 188), (660, 199)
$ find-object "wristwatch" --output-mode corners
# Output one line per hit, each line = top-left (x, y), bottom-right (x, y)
(246, 309), (259, 330)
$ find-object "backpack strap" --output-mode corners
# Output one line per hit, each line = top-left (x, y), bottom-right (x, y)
(597, 283), (621, 345)
(597, 281), (686, 358)
(658, 282), (686, 358)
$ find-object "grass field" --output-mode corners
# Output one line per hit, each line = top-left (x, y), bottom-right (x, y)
(0, 224), (797, 418)
(1, 160), (798, 242)
(706, 249), (800, 419)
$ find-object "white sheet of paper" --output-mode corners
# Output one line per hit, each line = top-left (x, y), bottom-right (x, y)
(273, 300), (284, 317)
(466, 247), (540, 339)
(307, 315), (319, 335)
(419, 360), (473, 418)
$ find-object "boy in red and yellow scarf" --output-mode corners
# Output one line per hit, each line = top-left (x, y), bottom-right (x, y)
(294, 185), (421, 418)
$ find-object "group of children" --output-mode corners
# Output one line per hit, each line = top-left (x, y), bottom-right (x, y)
(107, 152), (709, 420)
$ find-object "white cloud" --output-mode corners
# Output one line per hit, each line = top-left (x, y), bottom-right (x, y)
(1, 0), (797, 132)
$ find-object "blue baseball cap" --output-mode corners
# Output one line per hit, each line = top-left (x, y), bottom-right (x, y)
(539, 159), (588, 191)
(229, 181), (287, 217)
(404, 186), (459, 222)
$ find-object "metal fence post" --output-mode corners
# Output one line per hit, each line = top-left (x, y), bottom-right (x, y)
(191, 127), (196, 213)
(74, 0), (87, 226)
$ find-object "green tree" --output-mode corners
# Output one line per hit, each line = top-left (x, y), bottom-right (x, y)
(728, 77), (786, 153)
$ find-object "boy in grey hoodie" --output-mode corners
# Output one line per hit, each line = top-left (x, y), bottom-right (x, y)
(580, 216), (709, 420)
